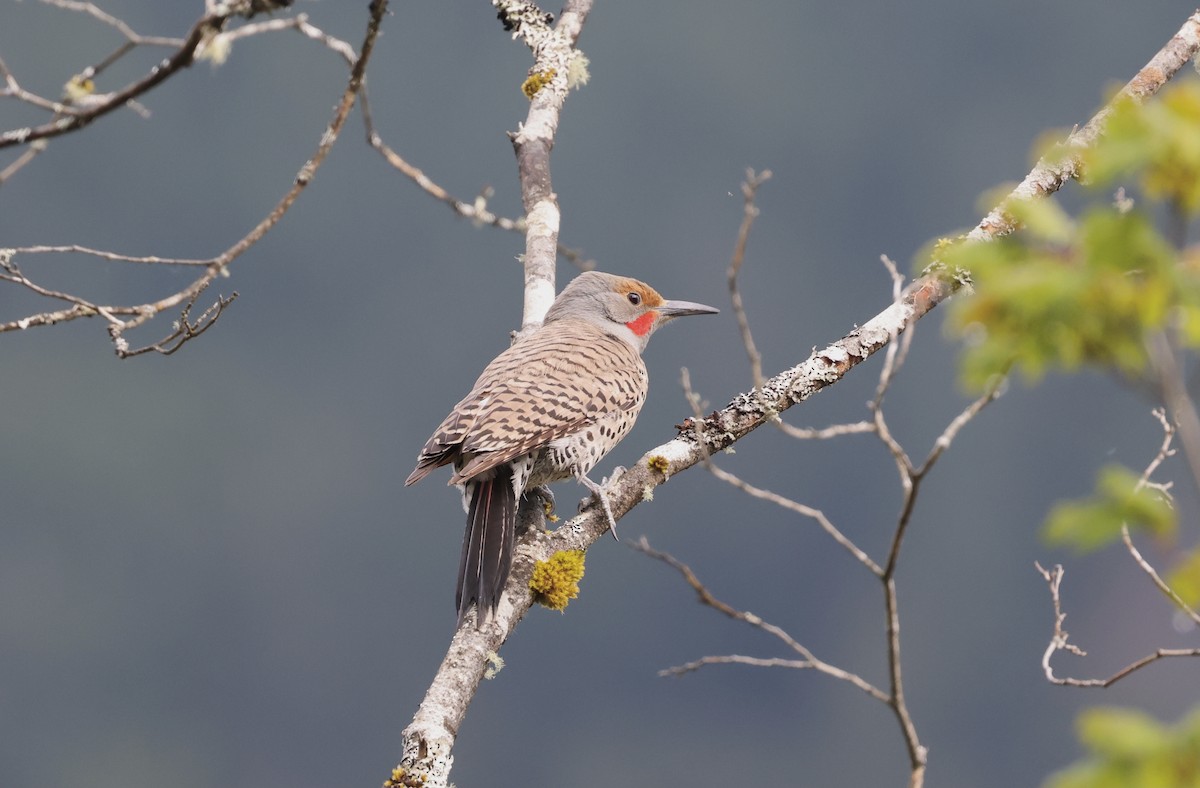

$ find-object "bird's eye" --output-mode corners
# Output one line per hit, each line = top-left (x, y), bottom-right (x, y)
(627, 292), (641, 305)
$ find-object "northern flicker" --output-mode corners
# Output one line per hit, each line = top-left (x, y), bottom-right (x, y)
(405, 271), (718, 626)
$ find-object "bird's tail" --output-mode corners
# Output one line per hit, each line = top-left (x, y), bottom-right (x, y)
(457, 465), (516, 628)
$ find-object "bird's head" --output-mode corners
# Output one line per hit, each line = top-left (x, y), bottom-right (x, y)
(545, 271), (719, 352)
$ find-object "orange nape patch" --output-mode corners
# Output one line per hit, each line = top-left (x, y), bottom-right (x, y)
(612, 277), (664, 308)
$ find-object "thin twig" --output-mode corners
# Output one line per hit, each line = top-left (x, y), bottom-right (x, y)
(772, 421), (876, 440)
(1035, 563), (1200, 686)
(1147, 331), (1200, 499)
(681, 367), (882, 574)
(728, 168), (772, 390)
(5, 245), (211, 266)
(661, 655), (818, 675)
(38, 0), (186, 47)
(1, 3), (388, 356)
(631, 537), (890, 704)
(218, 13), (358, 63)
(1120, 409), (1200, 625)
(118, 289), (239, 357)
(0, 10), (229, 149)
(0, 140), (49, 185)
(359, 85), (591, 269)
(0, 53), (73, 114)
(691, 257), (1000, 786)
(714, 463), (883, 576)
(1035, 409), (1200, 683)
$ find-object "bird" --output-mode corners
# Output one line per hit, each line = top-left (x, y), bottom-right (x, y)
(405, 271), (718, 627)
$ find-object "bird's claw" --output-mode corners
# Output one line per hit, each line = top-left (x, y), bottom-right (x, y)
(577, 496), (619, 541)
(601, 466), (627, 486)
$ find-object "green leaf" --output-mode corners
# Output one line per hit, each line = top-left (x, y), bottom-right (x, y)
(1166, 547), (1200, 608)
(1044, 466), (1175, 553)
(1045, 706), (1200, 788)
(1006, 195), (1076, 244)
(1085, 81), (1200, 215)
(1078, 707), (1170, 759)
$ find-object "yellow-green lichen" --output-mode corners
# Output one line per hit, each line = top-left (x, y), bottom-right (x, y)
(647, 455), (670, 474)
(384, 764), (426, 788)
(484, 650), (505, 680)
(62, 75), (94, 102)
(521, 69), (557, 99)
(529, 550), (585, 611)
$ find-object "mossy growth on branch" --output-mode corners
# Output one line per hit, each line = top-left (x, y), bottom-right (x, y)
(529, 550), (585, 611)
(521, 68), (556, 99)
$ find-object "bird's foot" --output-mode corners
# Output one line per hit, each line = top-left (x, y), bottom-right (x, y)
(520, 486), (557, 531)
(538, 486), (559, 523)
(602, 466), (627, 486)
(576, 473), (619, 541)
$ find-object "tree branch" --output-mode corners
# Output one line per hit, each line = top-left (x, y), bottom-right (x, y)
(631, 537), (890, 704)
(360, 93), (592, 269)
(497, 0), (594, 331)
(1035, 407), (1200, 688)
(1035, 562), (1200, 687)
(0, 9), (229, 149)
(393, 10), (1200, 788)
(1, 2), (388, 356)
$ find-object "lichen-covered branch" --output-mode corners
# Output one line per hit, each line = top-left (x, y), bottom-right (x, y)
(494, 0), (594, 332)
(393, 10), (1200, 788)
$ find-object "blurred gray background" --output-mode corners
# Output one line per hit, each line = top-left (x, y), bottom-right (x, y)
(2, 1), (1198, 786)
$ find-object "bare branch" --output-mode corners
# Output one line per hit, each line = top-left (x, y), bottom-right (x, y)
(360, 94), (592, 269)
(1035, 563), (1200, 687)
(0, 140), (49, 184)
(38, 0), (187, 48)
(1120, 527), (1200, 627)
(0, 10), (228, 149)
(115, 289), (239, 357)
(1, 3), (389, 356)
(5, 245), (211, 266)
(772, 420), (876, 440)
(922, 380), (1005, 473)
(870, 256), (915, 401)
(1120, 409), (1200, 626)
(0, 54), (73, 114)
(1036, 407), (1200, 687)
(1, 4), (358, 153)
(680, 363), (881, 574)
(683, 250), (1001, 788)
(728, 168), (772, 390)
(1146, 331), (1200, 499)
(660, 655), (816, 676)
(631, 537), (891, 704)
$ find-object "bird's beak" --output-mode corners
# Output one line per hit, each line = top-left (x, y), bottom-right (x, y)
(657, 300), (720, 319)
